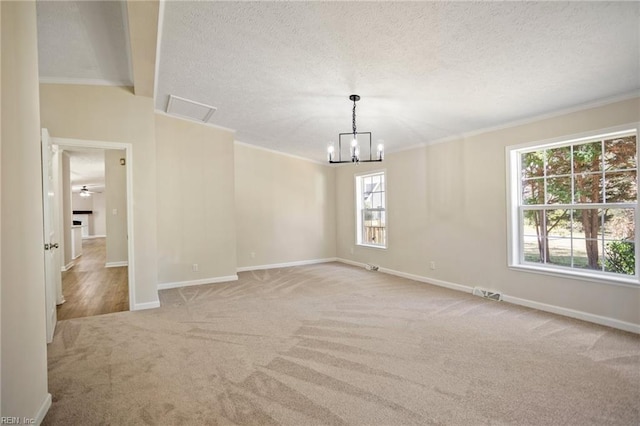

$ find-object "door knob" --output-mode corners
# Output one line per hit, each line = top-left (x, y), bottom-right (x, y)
(51, 243), (59, 249)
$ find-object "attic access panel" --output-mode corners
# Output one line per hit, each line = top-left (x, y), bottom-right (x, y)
(166, 94), (217, 123)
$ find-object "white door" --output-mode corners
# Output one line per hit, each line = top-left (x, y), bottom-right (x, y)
(42, 128), (60, 343)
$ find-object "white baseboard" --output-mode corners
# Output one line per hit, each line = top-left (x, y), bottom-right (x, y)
(337, 258), (473, 294)
(157, 275), (239, 290)
(502, 295), (640, 334)
(105, 261), (128, 268)
(237, 257), (337, 273)
(83, 234), (106, 239)
(336, 258), (639, 334)
(133, 300), (160, 311)
(60, 262), (74, 272)
(35, 392), (52, 425)
(335, 258), (365, 268)
(379, 266), (475, 294)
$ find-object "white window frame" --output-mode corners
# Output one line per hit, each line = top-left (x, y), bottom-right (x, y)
(506, 124), (639, 287)
(355, 170), (387, 249)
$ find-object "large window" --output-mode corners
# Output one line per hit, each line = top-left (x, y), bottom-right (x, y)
(356, 171), (386, 248)
(508, 128), (638, 283)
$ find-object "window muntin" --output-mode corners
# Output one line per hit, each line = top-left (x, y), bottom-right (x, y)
(512, 130), (638, 281)
(356, 171), (386, 248)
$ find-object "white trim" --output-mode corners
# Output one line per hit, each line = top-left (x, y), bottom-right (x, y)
(52, 137), (137, 311)
(83, 234), (106, 239)
(53, 137), (132, 150)
(335, 258), (639, 333)
(502, 295), (640, 334)
(133, 300), (160, 311)
(154, 109), (236, 133)
(237, 257), (337, 273)
(505, 124), (640, 286)
(153, 0), (165, 101)
(357, 243), (388, 250)
(234, 140), (330, 167)
(505, 123), (639, 153)
(509, 264), (639, 289)
(337, 258), (472, 293)
(120, 0), (134, 89)
(35, 393), (52, 425)
(39, 77), (132, 87)
(60, 261), (74, 272)
(105, 261), (128, 268)
(157, 275), (238, 290)
(335, 258), (365, 268)
(391, 91), (640, 152)
(355, 169), (388, 249)
(378, 265), (474, 294)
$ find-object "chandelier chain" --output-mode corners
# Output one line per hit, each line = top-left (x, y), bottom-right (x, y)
(352, 99), (357, 135)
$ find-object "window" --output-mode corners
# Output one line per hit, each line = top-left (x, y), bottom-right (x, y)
(508, 128), (638, 283)
(356, 171), (386, 248)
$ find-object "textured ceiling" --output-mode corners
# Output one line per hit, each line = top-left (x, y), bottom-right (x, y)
(67, 149), (105, 192)
(156, 1), (640, 162)
(35, 2), (640, 162)
(36, 0), (132, 85)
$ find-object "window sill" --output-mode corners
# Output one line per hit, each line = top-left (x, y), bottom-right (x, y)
(509, 263), (640, 289)
(357, 243), (387, 250)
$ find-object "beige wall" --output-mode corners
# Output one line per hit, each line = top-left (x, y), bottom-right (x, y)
(336, 97), (640, 326)
(92, 192), (106, 236)
(1, 0), (3, 406)
(105, 149), (128, 264)
(72, 192), (92, 211)
(235, 144), (336, 268)
(40, 84), (158, 307)
(1, 1), (50, 419)
(156, 114), (237, 284)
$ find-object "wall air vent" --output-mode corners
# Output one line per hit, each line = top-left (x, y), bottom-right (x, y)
(472, 287), (503, 301)
(166, 94), (217, 123)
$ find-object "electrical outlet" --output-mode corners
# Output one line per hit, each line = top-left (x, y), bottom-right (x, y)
(429, 261), (436, 270)
(350, 247), (354, 254)
(192, 264), (198, 272)
(250, 252), (256, 259)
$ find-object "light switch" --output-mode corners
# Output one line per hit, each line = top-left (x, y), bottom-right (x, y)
(112, 209), (118, 215)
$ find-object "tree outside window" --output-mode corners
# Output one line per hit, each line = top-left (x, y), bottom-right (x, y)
(518, 132), (637, 278)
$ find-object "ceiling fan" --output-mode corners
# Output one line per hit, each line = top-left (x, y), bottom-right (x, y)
(78, 185), (101, 197)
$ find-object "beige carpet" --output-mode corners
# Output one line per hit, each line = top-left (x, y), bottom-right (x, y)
(44, 262), (639, 425)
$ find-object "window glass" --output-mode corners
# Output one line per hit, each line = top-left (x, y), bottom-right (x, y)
(356, 171), (386, 248)
(511, 131), (637, 281)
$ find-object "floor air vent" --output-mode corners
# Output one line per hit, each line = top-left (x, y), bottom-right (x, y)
(472, 287), (503, 301)
(166, 95), (217, 123)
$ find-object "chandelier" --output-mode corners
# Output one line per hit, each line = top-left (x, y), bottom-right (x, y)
(328, 94), (383, 164)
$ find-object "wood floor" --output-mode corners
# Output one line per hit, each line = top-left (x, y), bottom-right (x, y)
(57, 238), (128, 320)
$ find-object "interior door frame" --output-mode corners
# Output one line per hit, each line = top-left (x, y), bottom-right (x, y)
(52, 137), (136, 312)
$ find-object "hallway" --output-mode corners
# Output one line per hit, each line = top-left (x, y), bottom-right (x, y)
(57, 238), (129, 320)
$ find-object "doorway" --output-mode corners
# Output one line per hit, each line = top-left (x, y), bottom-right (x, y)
(59, 147), (130, 319)
(42, 134), (135, 328)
